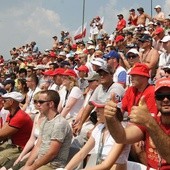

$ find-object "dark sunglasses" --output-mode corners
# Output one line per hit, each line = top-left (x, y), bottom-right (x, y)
(34, 100), (51, 104)
(88, 80), (96, 83)
(127, 55), (137, 59)
(164, 69), (170, 74)
(155, 93), (170, 101)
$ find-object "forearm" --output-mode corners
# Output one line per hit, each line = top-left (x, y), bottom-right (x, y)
(65, 152), (86, 170)
(31, 152), (56, 169)
(80, 105), (93, 125)
(105, 116), (126, 143)
(146, 120), (170, 163)
(61, 107), (71, 118)
(25, 145), (39, 166)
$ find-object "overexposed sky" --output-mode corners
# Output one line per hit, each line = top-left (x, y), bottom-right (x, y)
(0, 0), (169, 59)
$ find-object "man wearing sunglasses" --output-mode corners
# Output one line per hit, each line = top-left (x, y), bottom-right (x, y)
(23, 90), (72, 170)
(105, 77), (170, 169)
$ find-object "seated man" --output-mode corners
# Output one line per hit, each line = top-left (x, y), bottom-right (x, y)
(22, 90), (72, 170)
(104, 78), (170, 169)
(0, 92), (33, 168)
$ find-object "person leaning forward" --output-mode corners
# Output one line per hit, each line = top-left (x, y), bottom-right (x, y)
(0, 92), (33, 168)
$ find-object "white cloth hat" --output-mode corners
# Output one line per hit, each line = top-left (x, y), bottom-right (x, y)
(126, 48), (139, 55)
(87, 45), (95, 50)
(59, 51), (66, 56)
(91, 58), (106, 67)
(161, 35), (170, 43)
(154, 5), (161, 9)
(2, 92), (24, 102)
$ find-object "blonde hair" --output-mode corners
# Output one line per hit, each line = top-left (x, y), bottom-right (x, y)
(68, 76), (78, 90)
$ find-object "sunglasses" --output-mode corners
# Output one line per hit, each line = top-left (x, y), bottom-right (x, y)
(34, 100), (51, 104)
(127, 55), (137, 59)
(155, 93), (170, 101)
(164, 69), (170, 74)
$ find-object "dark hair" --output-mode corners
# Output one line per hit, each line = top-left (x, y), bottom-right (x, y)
(19, 68), (27, 75)
(18, 78), (29, 94)
(40, 90), (60, 109)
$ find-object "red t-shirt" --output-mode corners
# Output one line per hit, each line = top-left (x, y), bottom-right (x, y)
(122, 85), (158, 115)
(116, 19), (126, 31)
(138, 116), (170, 169)
(6, 109), (33, 149)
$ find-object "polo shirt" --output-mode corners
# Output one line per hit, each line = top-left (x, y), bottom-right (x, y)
(6, 109), (33, 149)
(122, 85), (158, 115)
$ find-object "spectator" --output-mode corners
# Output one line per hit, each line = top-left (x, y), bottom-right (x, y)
(0, 92), (33, 168)
(153, 5), (165, 24)
(64, 99), (130, 170)
(116, 14), (126, 34)
(104, 77), (170, 169)
(73, 64), (125, 135)
(22, 90), (72, 169)
(58, 69), (84, 122)
(137, 7), (152, 26)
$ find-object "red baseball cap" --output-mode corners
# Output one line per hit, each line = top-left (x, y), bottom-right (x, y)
(76, 65), (89, 73)
(115, 35), (124, 43)
(155, 78), (170, 92)
(51, 68), (65, 76)
(129, 63), (150, 77)
(155, 27), (164, 35)
(61, 69), (77, 78)
(42, 70), (54, 76)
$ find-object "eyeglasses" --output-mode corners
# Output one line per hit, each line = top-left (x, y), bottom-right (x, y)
(127, 55), (137, 59)
(34, 100), (51, 105)
(164, 69), (170, 74)
(88, 80), (96, 83)
(155, 93), (170, 101)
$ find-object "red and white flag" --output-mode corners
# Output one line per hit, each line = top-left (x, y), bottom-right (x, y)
(74, 23), (87, 40)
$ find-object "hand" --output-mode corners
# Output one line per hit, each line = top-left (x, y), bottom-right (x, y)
(104, 93), (119, 119)
(129, 96), (154, 126)
(72, 123), (82, 136)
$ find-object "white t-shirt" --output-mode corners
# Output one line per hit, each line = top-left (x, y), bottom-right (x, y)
(158, 52), (170, 67)
(60, 86), (84, 119)
(92, 123), (130, 164)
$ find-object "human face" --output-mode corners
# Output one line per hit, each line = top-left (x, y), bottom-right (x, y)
(98, 71), (112, 86)
(127, 53), (139, 67)
(62, 76), (70, 87)
(78, 71), (86, 78)
(130, 75), (142, 87)
(139, 41), (150, 49)
(36, 94), (51, 116)
(155, 87), (170, 115)
(3, 98), (13, 110)
(53, 75), (63, 86)
(17, 81), (23, 91)
(164, 69), (170, 78)
(162, 41), (170, 51)
(26, 78), (33, 88)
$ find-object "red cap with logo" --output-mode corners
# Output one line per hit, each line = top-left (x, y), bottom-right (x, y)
(115, 35), (124, 43)
(51, 68), (65, 76)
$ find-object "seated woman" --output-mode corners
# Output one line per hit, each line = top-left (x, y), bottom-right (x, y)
(0, 92), (45, 170)
(17, 78), (28, 107)
(58, 69), (84, 122)
(59, 99), (130, 170)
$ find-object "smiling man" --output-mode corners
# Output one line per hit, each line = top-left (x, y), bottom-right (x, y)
(104, 77), (170, 169)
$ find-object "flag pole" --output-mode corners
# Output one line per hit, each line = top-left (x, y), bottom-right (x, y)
(82, 0), (85, 41)
(151, 0), (153, 17)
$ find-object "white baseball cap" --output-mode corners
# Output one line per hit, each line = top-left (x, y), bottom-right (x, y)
(154, 5), (161, 9)
(161, 35), (170, 43)
(2, 92), (24, 102)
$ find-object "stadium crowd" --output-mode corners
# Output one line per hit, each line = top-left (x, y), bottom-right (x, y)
(0, 4), (169, 170)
